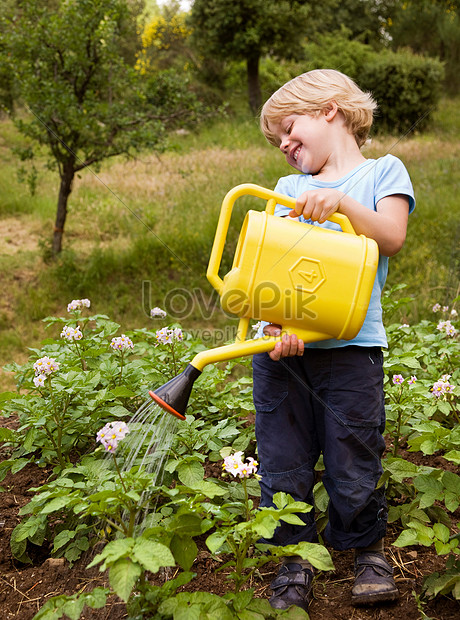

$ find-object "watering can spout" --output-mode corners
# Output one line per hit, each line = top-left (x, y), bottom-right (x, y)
(149, 364), (202, 421)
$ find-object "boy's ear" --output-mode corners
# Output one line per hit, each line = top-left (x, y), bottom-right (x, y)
(323, 101), (339, 121)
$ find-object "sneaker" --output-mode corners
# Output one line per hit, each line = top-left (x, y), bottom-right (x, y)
(269, 562), (314, 612)
(351, 551), (399, 606)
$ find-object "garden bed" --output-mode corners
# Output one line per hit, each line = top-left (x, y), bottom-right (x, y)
(0, 447), (459, 619)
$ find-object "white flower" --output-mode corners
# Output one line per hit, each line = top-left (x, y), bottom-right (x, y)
(173, 327), (183, 341)
(442, 306), (449, 313)
(33, 356), (60, 376)
(61, 325), (83, 341)
(252, 321), (262, 332)
(110, 335), (134, 351)
(96, 421), (130, 452)
(432, 303), (441, 312)
(150, 307), (167, 318)
(451, 309), (458, 318)
(155, 327), (184, 345)
(67, 299), (91, 312)
(399, 323), (409, 329)
(33, 374), (46, 388)
(437, 320), (458, 337)
(223, 451), (258, 478)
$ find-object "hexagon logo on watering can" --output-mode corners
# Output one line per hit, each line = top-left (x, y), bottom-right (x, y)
(288, 257), (326, 293)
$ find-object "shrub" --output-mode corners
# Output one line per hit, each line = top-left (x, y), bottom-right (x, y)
(302, 34), (445, 134)
(361, 48), (445, 134)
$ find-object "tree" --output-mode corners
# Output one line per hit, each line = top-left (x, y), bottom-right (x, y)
(188, 0), (314, 113)
(388, 0), (460, 93)
(0, 0), (201, 254)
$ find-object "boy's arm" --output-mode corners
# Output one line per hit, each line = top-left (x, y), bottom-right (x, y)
(289, 188), (410, 257)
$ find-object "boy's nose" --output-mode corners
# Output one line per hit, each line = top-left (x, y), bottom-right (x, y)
(279, 136), (289, 153)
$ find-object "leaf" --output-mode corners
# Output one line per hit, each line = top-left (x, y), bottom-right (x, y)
(280, 541), (334, 571)
(384, 458), (419, 482)
(109, 557), (142, 602)
(393, 529), (419, 547)
(206, 531), (229, 554)
(434, 541), (452, 555)
(442, 471), (460, 495)
(433, 523), (450, 544)
(177, 460), (204, 487)
(132, 539), (175, 573)
(40, 495), (74, 514)
(444, 450), (460, 465)
(87, 538), (134, 570)
(170, 534), (197, 571)
(0, 427), (19, 443)
(231, 589), (254, 612)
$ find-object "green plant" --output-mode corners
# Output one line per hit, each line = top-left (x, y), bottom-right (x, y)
(205, 450), (334, 593)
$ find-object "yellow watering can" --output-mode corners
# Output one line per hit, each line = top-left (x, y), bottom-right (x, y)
(149, 184), (379, 420)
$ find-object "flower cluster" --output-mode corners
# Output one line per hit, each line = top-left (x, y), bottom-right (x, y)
(33, 356), (60, 388)
(432, 302), (458, 315)
(110, 335), (134, 351)
(223, 451), (258, 478)
(392, 374), (417, 386)
(96, 421), (130, 452)
(33, 356), (60, 376)
(150, 307), (167, 319)
(156, 327), (183, 345)
(67, 299), (91, 312)
(61, 325), (83, 341)
(437, 320), (458, 337)
(431, 375), (455, 399)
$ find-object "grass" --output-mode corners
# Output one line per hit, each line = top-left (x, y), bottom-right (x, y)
(0, 97), (459, 390)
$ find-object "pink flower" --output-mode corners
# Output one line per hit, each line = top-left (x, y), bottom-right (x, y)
(33, 356), (60, 376)
(110, 335), (134, 351)
(392, 375), (404, 385)
(96, 422), (130, 452)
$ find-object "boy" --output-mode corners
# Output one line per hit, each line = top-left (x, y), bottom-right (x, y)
(253, 69), (415, 611)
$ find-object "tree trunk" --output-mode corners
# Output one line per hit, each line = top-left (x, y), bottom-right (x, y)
(247, 54), (262, 114)
(52, 158), (76, 254)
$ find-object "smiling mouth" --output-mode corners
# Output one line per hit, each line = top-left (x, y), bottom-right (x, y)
(292, 146), (301, 162)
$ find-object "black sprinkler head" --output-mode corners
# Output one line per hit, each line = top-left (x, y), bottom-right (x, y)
(149, 363), (202, 421)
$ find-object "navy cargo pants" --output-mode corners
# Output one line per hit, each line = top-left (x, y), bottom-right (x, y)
(252, 346), (387, 551)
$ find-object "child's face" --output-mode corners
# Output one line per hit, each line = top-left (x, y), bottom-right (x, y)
(269, 112), (331, 175)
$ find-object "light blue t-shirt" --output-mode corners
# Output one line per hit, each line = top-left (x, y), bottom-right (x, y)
(256, 154), (415, 348)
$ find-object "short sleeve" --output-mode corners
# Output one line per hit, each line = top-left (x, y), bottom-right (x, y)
(375, 155), (416, 213)
(273, 176), (296, 217)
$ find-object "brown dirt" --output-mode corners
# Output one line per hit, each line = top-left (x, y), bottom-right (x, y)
(0, 429), (459, 619)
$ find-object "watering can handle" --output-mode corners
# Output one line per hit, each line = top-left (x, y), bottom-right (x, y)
(207, 183), (356, 294)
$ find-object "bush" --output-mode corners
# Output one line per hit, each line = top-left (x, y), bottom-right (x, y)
(302, 34), (445, 134)
(361, 48), (445, 134)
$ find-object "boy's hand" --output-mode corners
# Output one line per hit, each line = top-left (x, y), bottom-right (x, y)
(263, 324), (305, 361)
(289, 188), (344, 223)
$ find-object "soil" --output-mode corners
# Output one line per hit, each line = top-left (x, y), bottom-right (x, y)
(0, 421), (459, 620)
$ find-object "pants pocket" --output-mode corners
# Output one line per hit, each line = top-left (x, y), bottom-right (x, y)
(252, 352), (288, 413)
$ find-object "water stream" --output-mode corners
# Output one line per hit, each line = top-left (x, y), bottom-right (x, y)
(108, 396), (180, 533)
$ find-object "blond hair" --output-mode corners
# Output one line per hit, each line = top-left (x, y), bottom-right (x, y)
(260, 69), (377, 148)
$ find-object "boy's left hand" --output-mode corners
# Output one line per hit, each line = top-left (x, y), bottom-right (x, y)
(289, 188), (344, 223)
(263, 324), (305, 361)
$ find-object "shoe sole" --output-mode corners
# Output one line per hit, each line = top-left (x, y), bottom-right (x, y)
(351, 589), (399, 606)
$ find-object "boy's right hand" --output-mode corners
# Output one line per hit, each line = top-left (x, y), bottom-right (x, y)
(263, 324), (305, 361)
